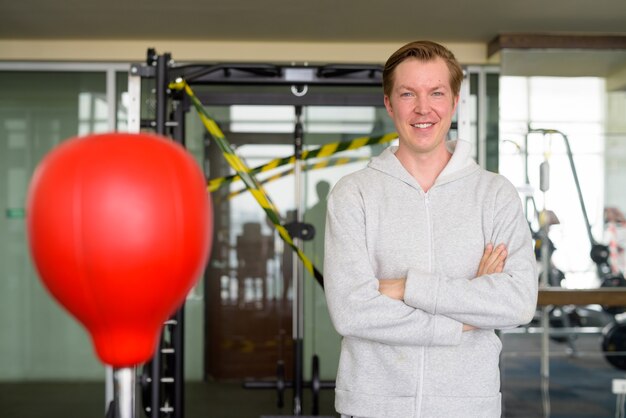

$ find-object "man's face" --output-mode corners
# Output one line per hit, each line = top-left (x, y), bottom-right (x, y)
(384, 57), (459, 157)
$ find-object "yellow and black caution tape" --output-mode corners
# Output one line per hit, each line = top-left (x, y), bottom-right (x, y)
(169, 78), (325, 288)
(227, 156), (369, 200)
(208, 131), (397, 192)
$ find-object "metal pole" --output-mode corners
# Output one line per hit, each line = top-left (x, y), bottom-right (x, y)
(561, 131), (596, 245)
(529, 129), (595, 245)
(114, 367), (136, 418)
(292, 105), (305, 416)
(172, 98), (186, 418)
(106, 69), (117, 132)
(151, 336), (162, 418)
(540, 305), (551, 418)
(127, 68), (142, 134)
(457, 71), (471, 146)
(174, 308), (185, 418)
(155, 53), (170, 136)
(539, 154), (551, 418)
(172, 98), (186, 146)
(150, 51), (171, 418)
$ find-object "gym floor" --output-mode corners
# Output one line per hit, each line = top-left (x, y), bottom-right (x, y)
(0, 380), (337, 418)
(1, 334), (623, 418)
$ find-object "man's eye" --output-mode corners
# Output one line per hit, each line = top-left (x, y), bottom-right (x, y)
(400, 92), (413, 97)
(433, 91), (444, 96)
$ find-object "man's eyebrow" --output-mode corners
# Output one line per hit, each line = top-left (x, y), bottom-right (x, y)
(396, 83), (449, 91)
(431, 83), (449, 91)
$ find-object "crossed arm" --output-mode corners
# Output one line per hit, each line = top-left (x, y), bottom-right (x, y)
(325, 177), (537, 346)
(378, 243), (508, 332)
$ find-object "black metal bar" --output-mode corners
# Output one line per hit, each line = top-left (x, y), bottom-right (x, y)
(173, 307), (185, 418)
(172, 99), (186, 147)
(155, 53), (170, 136)
(151, 335), (162, 418)
(293, 339), (303, 415)
(151, 50), (171, 418)
(171, 63), (282, 85)
(292, 105), (304, 416)
(317, 64), (382, 80)
(169, 72), (187, 418)
(192, 91), (384, 107)
(169, 63), (383, 87)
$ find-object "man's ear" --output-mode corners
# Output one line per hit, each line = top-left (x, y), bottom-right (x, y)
(452, 94), (460, 112)
(384, 95), (393, 117)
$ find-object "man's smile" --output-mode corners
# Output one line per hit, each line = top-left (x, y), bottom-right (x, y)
(411, 122), (434, 129)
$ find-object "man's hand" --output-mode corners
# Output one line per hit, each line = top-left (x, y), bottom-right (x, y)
(378, 243), (506, 330)
(380, 280), (477, 332)
(462, 244), (508, 332)
(378, 278), (406, 300)
(476, 243), (507, 277)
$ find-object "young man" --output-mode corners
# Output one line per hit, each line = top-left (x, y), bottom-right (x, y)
(324, 41), (538, 418)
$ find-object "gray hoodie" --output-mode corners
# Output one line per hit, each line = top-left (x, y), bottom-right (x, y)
(324, 140), (538, 418)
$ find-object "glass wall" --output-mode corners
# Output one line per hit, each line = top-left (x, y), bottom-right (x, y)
(0, 65), (214, 383)
(497, 48), (626, 418)
(605, 89), (626, 273)
(0, 69), (111, 379)
(466, 67), (500, 172)
(499, 76), (606, 287)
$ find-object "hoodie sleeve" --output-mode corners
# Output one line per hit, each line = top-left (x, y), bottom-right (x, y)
(403, 178), (538, 330)
(324, 178), (463, 347)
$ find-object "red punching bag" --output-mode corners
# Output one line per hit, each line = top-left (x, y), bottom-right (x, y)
(26, 132), (212, 368)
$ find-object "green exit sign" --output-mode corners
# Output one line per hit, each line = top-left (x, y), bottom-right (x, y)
(5, 208), (26, 219)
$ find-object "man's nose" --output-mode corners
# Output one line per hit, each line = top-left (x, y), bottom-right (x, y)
(413, 96), (430, 114)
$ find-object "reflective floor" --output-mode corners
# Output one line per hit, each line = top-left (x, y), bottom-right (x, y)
(1, 334), (623, 418)
(0, 380), (336, 418)
(502, 332), (622, 418)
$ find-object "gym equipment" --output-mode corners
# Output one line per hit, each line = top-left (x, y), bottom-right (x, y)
(602, 317), (626, 371)
(592, 242), (626, 314)
(522, 128), (626, 417)
(131, 50), (397, 416)
(244, 354), (335, 415)
(530, 129), (626, 285)
(140, 319), (180, 417)
(238, 105), (335, 415)
(526, 129), (626, 379)
(26, 132), (213, 418)
(534, 289), (626, 373)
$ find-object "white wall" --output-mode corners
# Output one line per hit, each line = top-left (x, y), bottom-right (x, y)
(0, 40), (491, 65)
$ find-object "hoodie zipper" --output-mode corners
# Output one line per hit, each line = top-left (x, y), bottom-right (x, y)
(416, 190), (432, 418)
(424, 191), (433, 273)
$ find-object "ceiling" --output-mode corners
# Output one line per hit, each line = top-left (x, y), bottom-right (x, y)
(2, 0), (626, 44)
(3, 0), (626, 83)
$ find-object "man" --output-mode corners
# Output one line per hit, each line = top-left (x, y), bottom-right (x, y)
(324, 40), (538, 418)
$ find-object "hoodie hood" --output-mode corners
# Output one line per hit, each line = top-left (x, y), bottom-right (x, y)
(367, 139), (479, 191)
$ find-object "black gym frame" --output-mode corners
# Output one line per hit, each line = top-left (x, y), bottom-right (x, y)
(131, 48), (387, 418)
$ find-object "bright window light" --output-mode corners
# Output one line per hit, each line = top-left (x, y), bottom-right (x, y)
(229, 105), (376, 134)
(499, 76), (606, 288)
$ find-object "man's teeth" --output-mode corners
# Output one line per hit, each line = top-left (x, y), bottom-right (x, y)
(412, 123), (433, 128)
